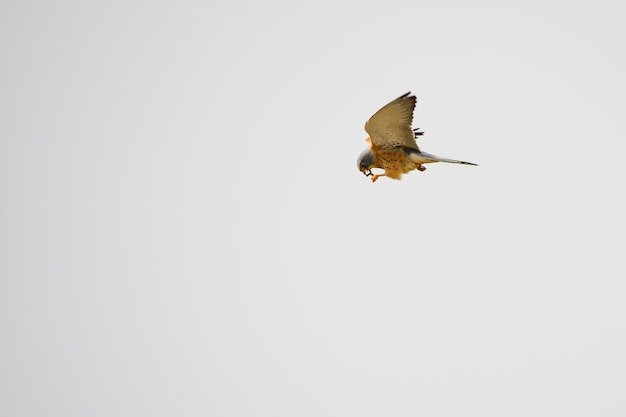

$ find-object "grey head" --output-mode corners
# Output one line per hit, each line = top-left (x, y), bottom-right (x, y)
(357, 148), (375, 177)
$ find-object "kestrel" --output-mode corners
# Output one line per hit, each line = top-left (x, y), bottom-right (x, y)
(357, 92), (477, 182)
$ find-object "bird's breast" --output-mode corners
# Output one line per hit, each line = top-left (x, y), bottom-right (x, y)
(374, 148), (415, 179)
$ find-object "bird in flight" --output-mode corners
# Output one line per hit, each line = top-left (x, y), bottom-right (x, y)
(357, 92), (477, 182)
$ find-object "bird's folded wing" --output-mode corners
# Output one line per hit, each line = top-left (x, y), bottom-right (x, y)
(364, 92), (419, 150)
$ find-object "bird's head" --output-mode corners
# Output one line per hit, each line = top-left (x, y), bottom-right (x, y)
(357, 148), (375, 177)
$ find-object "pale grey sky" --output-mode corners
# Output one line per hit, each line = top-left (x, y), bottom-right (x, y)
(2, 1), (626, 416)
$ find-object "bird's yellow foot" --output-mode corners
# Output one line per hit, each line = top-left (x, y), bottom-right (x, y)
(371, 174), (379, 182)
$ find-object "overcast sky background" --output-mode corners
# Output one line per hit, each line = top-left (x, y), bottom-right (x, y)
(2, 1), (626, 416)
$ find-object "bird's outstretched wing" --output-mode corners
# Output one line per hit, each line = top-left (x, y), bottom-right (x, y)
(364, 92), (419, 150)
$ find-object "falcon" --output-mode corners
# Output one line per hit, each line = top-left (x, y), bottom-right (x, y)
(357, 92), (477, 182)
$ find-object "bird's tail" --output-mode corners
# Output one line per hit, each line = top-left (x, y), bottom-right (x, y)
(411, 150), (478, 166)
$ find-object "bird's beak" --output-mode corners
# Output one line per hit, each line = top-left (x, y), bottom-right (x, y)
(361, 168), (372, 177)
